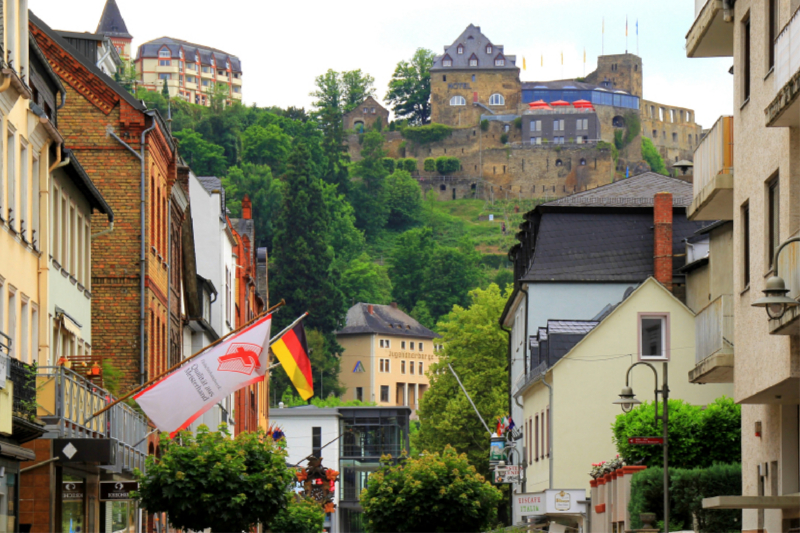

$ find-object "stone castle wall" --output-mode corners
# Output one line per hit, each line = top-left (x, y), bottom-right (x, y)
(641, 99), (702, 172)
(430, 69), (521, 126)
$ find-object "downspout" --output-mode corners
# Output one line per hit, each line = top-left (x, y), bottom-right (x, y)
(541, 373), (553, 489)
(166, 196), (172, 369)
(722, 0), (734, 22)
(519, 284), (529, 374)
(0, 71), (12, 93)
(48, 143), (70, 173)
(500, 324), (516, 516)
(108, 116), (157, 386)
(38, 140), (52, 366)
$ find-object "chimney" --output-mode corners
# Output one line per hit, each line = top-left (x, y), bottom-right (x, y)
(242, 194), (252, 220)
(653, 192), (673, 291)
(367, 304), (374, 315)
(390, 302), (398, 309)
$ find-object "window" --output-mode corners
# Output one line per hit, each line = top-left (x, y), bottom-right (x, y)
(419, 342), (423, 351)
(743, 203), (751, 287)
(371, 107), (376, 114)
(768, 0), (778, 70)
(486, 45), (492, 54)
(401, 341), (406, 349)
(672, 132), (678, 143)
(355, 387), (363, 402)
(31, 157), (39, 246)
(159, 73), (171, 80)
(202, 66), (211, 73)
(495, 58), (505, 66)
(410, 342), (415, 350)
(380, 385), (389, 402)
(554, 119), (564, 131)
(419, 362), (423, 375)
(472, 74), (476, 82)
(20, 298), (28, 363)
(457, 45), (464, 54)
(379, 339), (384, 348)
(159, 60), (171, 66)
(19, 143), (27, 240)
(159, 49), (170, 58)
(7, 288), (16, 359)
(380, 358), (390, 373)
(639, 314), (668, 359)
(312, 427), (322, 457)
(202, 80), (209, 86)
(743, 16), (751, 102)
(443, 75), (446, 81)
(401, 360), (406, 374)
(535, 414), (539, 461)
(217, 70), (225, 76)
(469, 54), (478, 67)
(489, 93), (505, 106)
(450, 95), (466, 106)
(767, 176), (780, 269)
(385, 339), (390, 348)
(652, 130), (657, 138)
(410, 362), (415, 375)
(7, 131), (15, 230)
(186, 63), (196, 71)
(546, 406), (550, 456)
(442, 58), (452, 67)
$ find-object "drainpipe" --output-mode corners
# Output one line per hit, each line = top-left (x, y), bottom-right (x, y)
(541, 373), (553, 489)
(0, 71), (12, 93)
(500, 324), (516, 517)
(108, 115), (157, 386)
(722, 0), (734, 22)
(166, 196), (172, 368)
(48, 143), (70, 173)
(91, 221), (114, 239)
(519, 284), (529, 374)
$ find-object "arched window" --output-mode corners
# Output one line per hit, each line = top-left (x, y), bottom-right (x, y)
(555, 159), (563, 167)
(439, 184), (446, 191)
(580, 158), (587, 166)
(489, 93), (505, 106)
(353, 120), (364, 133)
(612, 115), (625, 128)
(450, 95), (466, 106)
(457, 45), (464, 55)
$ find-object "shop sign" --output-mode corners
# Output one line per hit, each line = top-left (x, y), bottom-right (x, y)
(544, 489), (587, 514)
(493, 465), (521, 484)
(514, 493), (544, 516)
(489, 439), (505, 463)
(100, 481), (138, 501)
(62, 481), (84, 500)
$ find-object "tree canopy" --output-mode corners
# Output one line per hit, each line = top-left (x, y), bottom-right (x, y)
(386, 48), (436, 125)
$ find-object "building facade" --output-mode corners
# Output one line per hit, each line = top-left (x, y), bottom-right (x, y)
(686, 1), (800, 531)
(135, 37), (243, 106)
(337, 303), (440, 411)
(95, 0), (133, 61)
(343, 96), (390, 132)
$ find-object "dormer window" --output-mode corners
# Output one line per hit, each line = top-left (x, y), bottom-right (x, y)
(159, 48), (170, 58)
(179, 49), (184, 59)
(457, 45), (464, 55)
(196, 54), (200, 62)
(495, 53), (505, 67)
(486, 45), (492, 54)
(469, 53), (478, 67)
(226, 60), (231, 70)
(442, 54), (452, 67)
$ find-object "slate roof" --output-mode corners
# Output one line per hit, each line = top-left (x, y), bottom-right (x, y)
(336, 303), (440, 339)
(95, 0), (132, 39)
(543, 172), (693, 207)
(431, 24), (517, 71)
(137, 37), (242, 72)
(530, 319), (599, 369)
(196, 175), (222, 194)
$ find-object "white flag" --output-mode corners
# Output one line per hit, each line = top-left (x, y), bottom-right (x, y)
(134, 313), (272, 436)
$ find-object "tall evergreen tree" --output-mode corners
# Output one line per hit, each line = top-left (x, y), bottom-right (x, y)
(349, 131), (389, 237)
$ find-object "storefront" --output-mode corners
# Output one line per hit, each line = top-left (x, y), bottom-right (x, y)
(514, 489), (588, 532)
(0, 444), (35, 533)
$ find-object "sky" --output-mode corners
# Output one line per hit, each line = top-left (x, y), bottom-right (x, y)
(30, 0), (733, 129)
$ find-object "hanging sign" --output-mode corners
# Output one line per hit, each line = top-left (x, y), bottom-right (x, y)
(493, 465), (521, 484)
(100, 481), (139, 501)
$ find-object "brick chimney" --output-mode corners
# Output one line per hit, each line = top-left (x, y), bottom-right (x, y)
(367, 304), (374, 315)
(242, 194), (252, 220)
(653, 192), (673, 291)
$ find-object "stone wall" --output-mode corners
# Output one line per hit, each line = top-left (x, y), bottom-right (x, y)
(584, 53), (644, 98)
(641, 99), (702, 172)
(343, 96), (390, 132)
(430, 69), (521, 126)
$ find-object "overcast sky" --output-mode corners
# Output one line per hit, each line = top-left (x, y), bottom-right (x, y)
(30, 0), (733, 129)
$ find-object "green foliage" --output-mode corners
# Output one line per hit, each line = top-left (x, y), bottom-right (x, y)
(401, 123), (453, 145)
(101, 360), (123, 397)
(241, 124), (292, 173)
(420, 244), (482, 320)
(173, 130), (228, 176)
(414, 285), (510, 477)
(382, 157), (396, 173)
(410, 300), (435, 331)
(614, 129), (625, 150)
(161, 78), (169, 98)
(373, 116), (383, 132)
(435, 156), (461, 175)
(341, 253), (394, 306)
(499, 133), (509, 145)
(613, 397), (740, 469)
(350, 132), (390, 237)
(385, 48), (435, 125)
(399, 158), (418, 173)
(270, 496), (326, 533)
(642, 137), (668, 176)
(492, 269), (514, 290)
(280, 386), (377, 408)
(480, 119), (489, 132)
(134, 426), (294, 533)
(322, 182), (365, 265)
(385, 169), (423, 229)
(360, 445), (503, 533)
(341, 69), (376, 112)
(513, 117), (522, 130)
(423, 158), (436, 172)
(388, 227), (436, 311)
(629, 464), (742, 533)
(222, 163), (283, 248)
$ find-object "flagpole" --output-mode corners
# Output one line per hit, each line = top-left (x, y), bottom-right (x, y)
(89, 299), (288, 419)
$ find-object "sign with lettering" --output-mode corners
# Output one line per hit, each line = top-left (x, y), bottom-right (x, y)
(62, 481), (84, 500)
(545, 489), (587, 514)
(387, 351), (436, 360)
(493, 465), (521, 484)
(628, 437), (663, 445)
(447, 82), (471, 90)
(100, 481), (138, 501)
(514, 493), (544, 516)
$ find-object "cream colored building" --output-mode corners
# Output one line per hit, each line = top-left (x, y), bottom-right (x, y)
(337, 303), (440, 410)
(686, 1), (800, 530)
(135, 37), (242, 106)
(516, 279), (733, 501)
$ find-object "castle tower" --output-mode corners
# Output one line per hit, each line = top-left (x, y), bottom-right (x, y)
(584, 53), (643, 99)
(96, 0), (133, 60)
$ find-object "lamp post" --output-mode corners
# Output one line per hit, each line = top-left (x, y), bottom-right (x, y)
(752, 237), (800, 319)
(613, 362), (669, 531)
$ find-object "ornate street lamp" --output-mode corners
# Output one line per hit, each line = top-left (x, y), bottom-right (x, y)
(752, 237), (800, 319)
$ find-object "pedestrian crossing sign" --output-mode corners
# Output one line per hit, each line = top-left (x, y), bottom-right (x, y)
(353, 361), (365, 373)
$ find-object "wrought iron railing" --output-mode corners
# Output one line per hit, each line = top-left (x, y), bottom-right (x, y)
(695, 294), (734, 364)
(36, 366), (148, 472)
(514, 360), (548, 396)
(9, 356), (37, 418)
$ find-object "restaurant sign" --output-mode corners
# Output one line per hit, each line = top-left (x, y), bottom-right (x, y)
(515, 489), (587, 516)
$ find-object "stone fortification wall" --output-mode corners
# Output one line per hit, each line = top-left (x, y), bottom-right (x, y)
(641, 99), (702, 172)
(430, 69), (521, 127)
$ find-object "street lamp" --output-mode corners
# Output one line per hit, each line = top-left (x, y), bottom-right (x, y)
(614, 362), (669, 531)
(752, 237), (800, 319)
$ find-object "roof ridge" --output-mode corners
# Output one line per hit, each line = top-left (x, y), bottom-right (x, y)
(141, 36), (238, 58)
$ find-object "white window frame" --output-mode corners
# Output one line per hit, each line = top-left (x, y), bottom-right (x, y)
(380, 385), (389, 402)
(442, 59), (452, 67)
(457, 46), (464, 55)
(486, 45), (493, 54)
(469, 58), (478, 67)
(159, 48), (170, 58)
(450, 95), (466, 106)
(419, 342), (424, 351)
(638, 313), (670, 360)
(489, 93), (505, 106)
(495, 59), (505, 66)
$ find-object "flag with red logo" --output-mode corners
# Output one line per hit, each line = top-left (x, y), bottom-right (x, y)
(133, 314), (272, 437)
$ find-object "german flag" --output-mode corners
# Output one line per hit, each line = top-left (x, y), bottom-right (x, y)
(272, 321), (314, 400)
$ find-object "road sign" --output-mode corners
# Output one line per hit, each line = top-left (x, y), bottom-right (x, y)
(493, 464), (521, 484)
(628, 437), (664, 445)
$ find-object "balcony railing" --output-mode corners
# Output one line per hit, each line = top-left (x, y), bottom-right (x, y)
(36, 366), (148, 472)
(9, 356), (37, 418)
(775, 7), (800, 91)
(777, 235), (800, 301)
(693, 116), (733, 195)
(695, 294), (734, 365)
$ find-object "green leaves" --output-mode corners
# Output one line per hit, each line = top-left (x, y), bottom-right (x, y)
(642, 137), (668, 176)
(385, 49), (436, 126)
(385, 169), (423, 229)
(360, 446), (503, 532)
(270, 496), (326, 532)
(341, 253), (393, 306)
(173, 130), (228, 176)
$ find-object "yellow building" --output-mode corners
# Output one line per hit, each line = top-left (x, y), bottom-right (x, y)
(517, 278), (733, 506)
(135, 37), (242, 106)
(337, 303), (440, 411)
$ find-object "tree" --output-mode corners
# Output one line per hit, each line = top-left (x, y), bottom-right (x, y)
(360, 445), (503, 533)
(241, 124), (292, 173)
(341, 253), (393, 306)
(385, 169), (422, 229)
(135, 426), (294, 533)
(386, 48), (436, 125)
(341, 69), (376, 112)
(271, 142), (345, 338)
(322, 182), (365, 266)
(271, 327), (345, 406)
(161, 78), (170, 98)
(421, 245), (482, 320)
(173, 130), (228, 176)
(613, 396), (740, 469)
(222, 163), (283, 248)
(642, 137), (668, 176)
(310, 69), (351, 192)
(414, 285), (510, 477)
(389, 227), (436, 311)
(349, 131), (390, 237)
(270, 496), (326, 533)
(435, 156), (461, 175)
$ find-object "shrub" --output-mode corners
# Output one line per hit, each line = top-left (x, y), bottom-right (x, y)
(423, 157), (436, 172)
(435, 156), (461, 175)
(642, 137), (668, 176)
(480, 119), (489, 132)
(513, 116), (522, 130)
(388, 120), (396, 132)
(500, 133), (509, 144)
(382, 157), (396, 173)
(401, 123), (453, 144)
(400, 158), (418, 173)
(373, 116), (383, 132)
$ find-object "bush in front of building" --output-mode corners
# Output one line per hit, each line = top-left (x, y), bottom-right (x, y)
(270, 495), (326, 532)
(400, 123), (453, 144)
(423, 157), (436, 172)
(435, 156), (461, 175)
(382, 157), (396, 173)
(135, 424), (295, 532)
(399, 157), (418, 173)
(360, 445), (503, 532)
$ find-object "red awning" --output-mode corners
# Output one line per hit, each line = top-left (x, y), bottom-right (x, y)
(572, 99), (594, 110)
(550, 100), (570, 106)
(528, 100), (552, 110)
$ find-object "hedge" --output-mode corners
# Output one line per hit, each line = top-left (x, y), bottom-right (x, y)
(423, 158), (436, 172)
(435, 156), (461, 175)
(382, 158), (396, 173)
(399, 158), (417, 173)
(400, 123), (453, 144)
(629, 464), (741, 533)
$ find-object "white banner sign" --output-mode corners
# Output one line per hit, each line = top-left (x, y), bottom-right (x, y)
(514, 489), (587, 516)
(494, 465), (521, 484)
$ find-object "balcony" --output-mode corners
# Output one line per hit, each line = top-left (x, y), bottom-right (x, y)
(688, 116), (734, 221)
(689, 294), (734, 384)
(0, 354), (47, 443)
(686, 0), (734, 58)
(36, 366), (148, 473)
(769, 236), (799, 335)
(767, 7), (800, 127)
